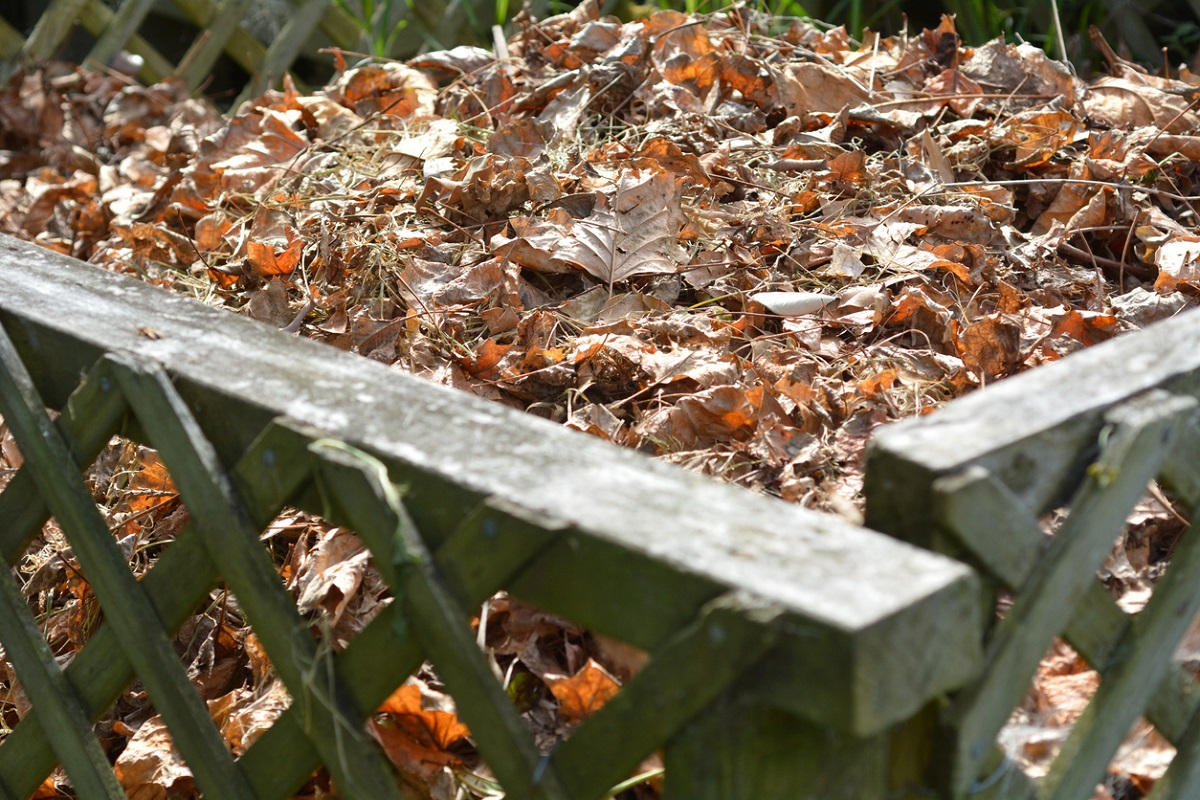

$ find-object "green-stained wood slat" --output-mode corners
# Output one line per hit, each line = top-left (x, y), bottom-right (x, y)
(308, 0), (364, 51)
(1148, 706), (1200, 800)
(942, 391), (1195, 796)
(662, 688), (888, 800)
(237, 602), (423, 798)
(21, 0), (89, 61)
(425, 495), (563, 607)
(310, 441), (568, 800)
(110, 355), (408, 800)
(0, 420), (312, 798)
(172, 0), (261, 88)
(77, 0), (174, 83)
(548, 593), (779, 799)
(0, 334), (258, 800)
(0, 556), (124, 797)
(0, 361), (126, 564)
(0, 17), (23, 61)
(1162, 416), (1200, 506)
(86, 0), (156, 69)
(234, 0), (327, 109)
(935, 467), (1200, 747)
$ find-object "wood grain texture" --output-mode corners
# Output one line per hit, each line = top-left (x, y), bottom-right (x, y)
(0, 234), (981, 735)
(866, 306), (1200, 546)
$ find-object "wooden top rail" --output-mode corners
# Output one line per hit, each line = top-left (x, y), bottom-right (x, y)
(865, 308), (1200, 546)
(0, 234), (979, 739)
(863, 306), (1200, 797)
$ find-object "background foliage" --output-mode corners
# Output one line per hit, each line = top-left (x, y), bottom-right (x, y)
(330, 0), (1200, 74)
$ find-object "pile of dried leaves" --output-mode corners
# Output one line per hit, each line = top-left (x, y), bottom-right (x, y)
(3, 1), (1200, 796)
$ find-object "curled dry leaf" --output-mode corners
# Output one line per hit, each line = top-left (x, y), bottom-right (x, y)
(751, 291), (838, 316)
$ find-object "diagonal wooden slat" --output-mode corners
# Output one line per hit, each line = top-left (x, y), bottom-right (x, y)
(0, 360), (127, 564)
(0, 330), (258, 799)
(310, 439), (569, 800)
(0, 560), (124, 798)
(21, 0), (89, 62)
(1149, 707), (1200, 799)
(308, 0), (364, 52)
(940, 390), (1195, 795)
(77, 0), (174, 82)
(233, 0), (328, 108)
(237, 602), (423, 799)
(173, 0), (255, 90)
(86, 0), (157, 69)
(934, 467), (1200, 747)
(0, 16), (22, 61)
(547, 592), (779, 799)
(171, 0), (267, 78)
(110, 354), (408, 800)
(0, 417), (311, 799)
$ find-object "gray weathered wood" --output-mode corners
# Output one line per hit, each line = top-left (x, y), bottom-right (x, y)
(865, 307), (1200, 547)
(937, 392), (1194, 795)
(112, 355), (409, 800)
(663, 688), (887, 800)
(0, 233), (982, 737)
(0, 332), (257, 799)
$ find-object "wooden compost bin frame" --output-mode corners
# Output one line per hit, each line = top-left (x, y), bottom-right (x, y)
(0, 234), (980, 798)
(867, 303), (1200, 798)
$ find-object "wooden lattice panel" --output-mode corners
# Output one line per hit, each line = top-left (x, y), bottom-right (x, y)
(0, 0), (359, 105)
(867, 308), (1200, 799)
(0, 233), (981, 798)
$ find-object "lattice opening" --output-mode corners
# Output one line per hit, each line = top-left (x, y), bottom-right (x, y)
(985, 478), (1196, 798)
(29, 423), (669, 800)
(1001, 639), (1100, 780)
(1098, 484), (1189, 616)
(471, 593), (658, 795)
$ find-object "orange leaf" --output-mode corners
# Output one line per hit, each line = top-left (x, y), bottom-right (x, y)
(461, 339), (513, 378)
(376, 683), (471, 751)
(127, 451), (177, 514)
(826, 151), (866, 187)
(958, 315), (1022, 380)
(544, 658), (621, 723)
(246, 236), (301, 277)
(1048, 309), (1118, 348)
(858, 368), (898, 396)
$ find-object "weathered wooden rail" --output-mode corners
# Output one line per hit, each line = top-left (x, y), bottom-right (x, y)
(0, 233), (981, 797)
(866, 305), (1200, 798)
